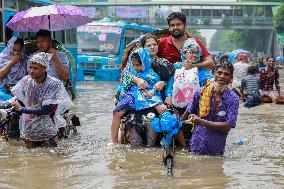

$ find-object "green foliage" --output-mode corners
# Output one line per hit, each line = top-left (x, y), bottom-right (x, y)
(187, 29), (207, 47)
(210, 0), (283, 54)
(244, 17), (253, 25)
(202, 18), (211, 25)
(156, 17), (166, 24)
(274, 4), (284, 32)
(223, 17), (232, 27)
(190, 18), (198, 25)
(209, 29), (271, 54)
(209, 30), (235, 51)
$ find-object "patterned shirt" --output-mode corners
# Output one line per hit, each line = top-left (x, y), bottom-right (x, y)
(259, 67), (280, 91)
(187, 88), (239, 155)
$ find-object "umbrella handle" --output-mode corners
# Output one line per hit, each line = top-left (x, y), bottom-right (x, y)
(48, 15), (50, 30)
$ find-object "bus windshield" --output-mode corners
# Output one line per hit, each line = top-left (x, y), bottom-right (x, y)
(77, 25), (122, 55)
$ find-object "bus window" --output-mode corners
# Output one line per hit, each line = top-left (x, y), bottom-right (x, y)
(4, 0), (17, 9)
(125, 29), (135, 48)
(77, 25), (121, 55)
(65, 29), (76, 45)
(18, 0), (33, 11)
(53, 30), (65, 44)
(0, 11), (3, 42)
(5, 16), (14, 43)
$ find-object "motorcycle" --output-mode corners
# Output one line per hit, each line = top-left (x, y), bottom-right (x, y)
(0, 101), (20, 141)
(0, 101), (81, 141)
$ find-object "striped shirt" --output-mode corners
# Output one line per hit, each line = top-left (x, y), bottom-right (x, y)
(240, 75), (260, 96)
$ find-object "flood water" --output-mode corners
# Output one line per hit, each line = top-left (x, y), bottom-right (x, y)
(0, 77), (283, 189)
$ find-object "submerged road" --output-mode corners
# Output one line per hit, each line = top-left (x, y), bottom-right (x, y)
(0, 75), (283, 188)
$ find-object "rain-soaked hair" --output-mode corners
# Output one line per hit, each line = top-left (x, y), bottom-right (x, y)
(167, 12), (186, 26)
(140, 34), (157, 48)
(131, 52), (142, 66)
(14, 38), (24, 49)
(213, 61), (234, 75)
(247, 65), (256, 75)
(266, 55), (275, 62)
(36, 29), (52, 40)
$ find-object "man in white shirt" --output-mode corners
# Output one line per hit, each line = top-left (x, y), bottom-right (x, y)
(232, 54), (250, 95)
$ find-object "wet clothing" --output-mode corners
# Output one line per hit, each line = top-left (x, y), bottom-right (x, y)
(11, 75), (72, 141)
(0, 59), (28, 86)
(115, 48), (163, 112)
(0, 36), (27, 87)
(259, 67), (280, 91)
(187, 88), (239, 155)
(21, 104), (56, 115)
(113, 86), (135, 114)
(243, 95), (261, 108)
(157, 34), (210, 64)
(121, 57), (174, 92)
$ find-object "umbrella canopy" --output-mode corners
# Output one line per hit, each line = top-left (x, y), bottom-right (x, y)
(276, 56), (283, 61)
(228, 49), (253, 64)
(6, 4), (92, 32)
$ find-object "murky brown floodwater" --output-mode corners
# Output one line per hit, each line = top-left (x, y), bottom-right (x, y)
(0, 75), (283, 189)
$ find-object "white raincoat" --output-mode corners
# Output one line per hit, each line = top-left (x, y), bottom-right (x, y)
(11, 75), (72, 141)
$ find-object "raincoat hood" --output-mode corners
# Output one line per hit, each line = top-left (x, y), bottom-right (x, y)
(128, 48), (152, 76)
(180, 38), (202, 63)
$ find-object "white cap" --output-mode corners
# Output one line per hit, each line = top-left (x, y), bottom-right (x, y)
(29, 52), (52, 70)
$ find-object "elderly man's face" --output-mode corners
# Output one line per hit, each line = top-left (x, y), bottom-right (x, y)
(214, 67), (232, 86)
(36, 36), (51, 52)
(169, 18), (186, 38)
(29, 63), (46, 80)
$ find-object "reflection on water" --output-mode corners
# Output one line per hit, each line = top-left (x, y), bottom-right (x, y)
(0, 80), (283, 189)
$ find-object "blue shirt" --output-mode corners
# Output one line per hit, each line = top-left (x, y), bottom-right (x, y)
(47, 50), (70, 82)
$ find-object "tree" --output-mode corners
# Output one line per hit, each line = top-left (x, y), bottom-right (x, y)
(209, 0), (283, 54)
(188, 29), (207, 47)
(274, 4), (284, 32)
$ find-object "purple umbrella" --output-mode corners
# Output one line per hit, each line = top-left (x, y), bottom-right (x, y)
(6, 4), (92, 32)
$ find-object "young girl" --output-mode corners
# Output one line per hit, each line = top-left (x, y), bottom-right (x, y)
(166, 38), (213, 109)
(111, 48), (168, 144)
(181, 38), (213, 87)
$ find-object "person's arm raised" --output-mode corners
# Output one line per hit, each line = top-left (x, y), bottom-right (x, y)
(0, 55), (22, 79)
(49, 48), (70, 82)
(194, 55), (214, 70)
